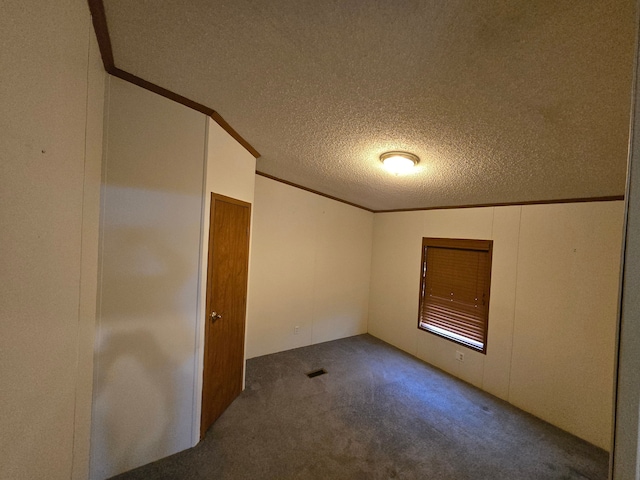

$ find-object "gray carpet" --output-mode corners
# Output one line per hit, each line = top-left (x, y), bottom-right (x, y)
(113, 334), (608, 479)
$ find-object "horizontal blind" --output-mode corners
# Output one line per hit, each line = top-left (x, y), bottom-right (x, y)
(419, 243), (490, 351)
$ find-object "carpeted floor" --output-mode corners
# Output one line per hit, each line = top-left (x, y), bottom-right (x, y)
(113, 334), (608, 479)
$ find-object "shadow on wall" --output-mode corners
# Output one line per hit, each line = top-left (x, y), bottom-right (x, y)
(93, 329), (177, 475)
(92, 224), (201, 478)
(100, 226), (197, 317)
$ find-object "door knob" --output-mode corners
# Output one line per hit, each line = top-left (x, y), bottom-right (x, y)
(210, 311), (222, 321)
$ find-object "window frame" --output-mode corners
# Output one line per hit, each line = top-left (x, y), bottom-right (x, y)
(417, 237), (493, 354)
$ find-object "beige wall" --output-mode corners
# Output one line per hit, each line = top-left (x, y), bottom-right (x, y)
(509, 203), (622, 449)
(246, 176), (373, 358)
(0, 1), (105, 478)
(91, 80), (258, 478)
(205, 121), (257, 204)
(369, 202), (623, 450)
(91, 77), (207, 479)
(193, 119), (257, 444)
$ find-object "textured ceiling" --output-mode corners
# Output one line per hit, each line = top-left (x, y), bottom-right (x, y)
(103, 0), (636, 211)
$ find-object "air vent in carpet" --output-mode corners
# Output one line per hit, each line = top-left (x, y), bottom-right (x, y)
(307, 368), (327, 378)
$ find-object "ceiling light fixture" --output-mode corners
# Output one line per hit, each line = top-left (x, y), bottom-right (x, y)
(380, 151), (420, 175)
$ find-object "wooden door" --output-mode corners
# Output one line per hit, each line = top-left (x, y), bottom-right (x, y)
(200, 193), (251, 437)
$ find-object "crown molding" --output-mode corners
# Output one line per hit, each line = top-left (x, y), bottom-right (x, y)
(86, 0), (260, 158)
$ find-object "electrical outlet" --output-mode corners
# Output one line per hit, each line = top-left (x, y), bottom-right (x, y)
(294, 326), (300, 335)
(455, 351), (464, 362)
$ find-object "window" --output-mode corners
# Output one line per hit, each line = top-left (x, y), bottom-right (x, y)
(417, 238), (493, 353)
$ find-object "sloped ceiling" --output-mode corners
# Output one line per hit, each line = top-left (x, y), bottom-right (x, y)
(101, 0), (636, 211)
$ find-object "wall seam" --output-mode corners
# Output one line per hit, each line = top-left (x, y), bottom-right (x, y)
(365, 214), (377, 337)
(69, 19), (93, 480)
(481, 207), (497, 390)
(310, 203), (321, 346)
(506, 206), (523, 404)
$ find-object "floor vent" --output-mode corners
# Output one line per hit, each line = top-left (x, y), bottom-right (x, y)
(307, 368), (327, 378)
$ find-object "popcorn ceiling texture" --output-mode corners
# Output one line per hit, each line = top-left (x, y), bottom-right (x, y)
(103, 0), (636, 211)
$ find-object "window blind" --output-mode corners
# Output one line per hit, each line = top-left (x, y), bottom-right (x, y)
(418, 238), (492, 353)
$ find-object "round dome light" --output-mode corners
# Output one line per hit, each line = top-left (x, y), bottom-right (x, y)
(380, 151), (420, 175)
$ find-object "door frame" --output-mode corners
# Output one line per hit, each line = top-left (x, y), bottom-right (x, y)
(192, 191), (252, 445)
